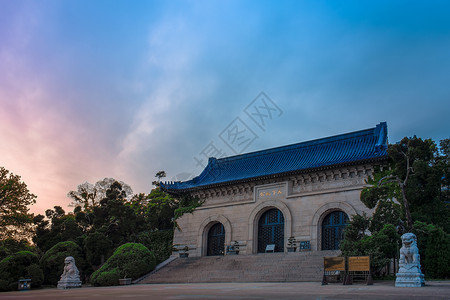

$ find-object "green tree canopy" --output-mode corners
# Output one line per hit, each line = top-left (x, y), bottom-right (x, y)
(40, 241), (86, 285)
(360, 137), (448, 231)
(84, 231), (113, 267)
(67, 178), (133, 211)
(413, 221), (450, 278)
(0, 167), (36, 240)
(30, 174), (202, 283)
(0, 251), (44, 291)
(129, 172), (204, 231)
(341, 136), (450, 278)
(0, 238), (34, 261)
(33, 206), (83, 253)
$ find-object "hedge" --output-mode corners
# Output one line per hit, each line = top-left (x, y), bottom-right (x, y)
(131, 230), (173, 264)
(40, 241), (86, 285)
(90, 243), (155, 286)
(0, 251), (44, 291)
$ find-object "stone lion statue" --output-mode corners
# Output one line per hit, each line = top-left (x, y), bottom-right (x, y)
(57, 256), (82, 289)
(396, 232), (424, 287)
(60, 256), (80, 281)
(398, 233), (421, 271)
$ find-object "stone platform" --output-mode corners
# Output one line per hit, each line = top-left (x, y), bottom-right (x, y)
(138, 250), (340, 284)
(57, 279), (82, 289)
(2, 281), (450, 300)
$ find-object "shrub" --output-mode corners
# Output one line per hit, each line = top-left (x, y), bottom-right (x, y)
(341, 222), (401, 277)
(84, 231), (113, 267)
(94, 268), (120, 286)
(0, 251), (44, 291)
(25, 264), (44, 287)
(40, 241), (86, 285)
(413, 221), (450, 278)
(0, 239), (34, 261)
(90, 243), (155, 286)
(131, 230), (173, 264)
(0, 279), (9, 291)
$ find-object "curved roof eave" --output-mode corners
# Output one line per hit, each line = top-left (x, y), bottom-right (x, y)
(162, 155), (389, 195)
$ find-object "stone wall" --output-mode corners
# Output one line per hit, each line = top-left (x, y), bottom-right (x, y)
(173, 164), (376, 257)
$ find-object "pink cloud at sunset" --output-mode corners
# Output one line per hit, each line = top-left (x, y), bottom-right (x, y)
(0, 69), (111, 214)
(1, 1), (449, 216)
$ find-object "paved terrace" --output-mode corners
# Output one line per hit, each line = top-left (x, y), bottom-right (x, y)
(1, 281), (449, 300)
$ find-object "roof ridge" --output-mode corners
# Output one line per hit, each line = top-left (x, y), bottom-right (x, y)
(161, 122), (389, 192)
(216, 125), (380, 163)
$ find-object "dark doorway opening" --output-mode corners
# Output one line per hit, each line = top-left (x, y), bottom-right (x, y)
(207, 223), (225, 256)
(258, 208), (285, 253)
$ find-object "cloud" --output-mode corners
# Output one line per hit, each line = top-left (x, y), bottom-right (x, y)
(115, 0), (450, 190)
(1, 1), (449, 215)
(114, 13), (214, 189)
(0, 4), (117, 214)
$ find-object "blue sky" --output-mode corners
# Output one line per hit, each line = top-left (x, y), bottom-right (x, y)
(1, 0), (449, 214)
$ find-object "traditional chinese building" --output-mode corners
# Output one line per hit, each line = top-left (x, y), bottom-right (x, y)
(161, 122), (388, 257)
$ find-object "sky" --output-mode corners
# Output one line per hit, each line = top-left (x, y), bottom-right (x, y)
(1, 0), (449, 215)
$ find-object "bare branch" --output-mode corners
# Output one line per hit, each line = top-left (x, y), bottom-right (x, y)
(378, 175), (402, 186)
(399, 149), (407, 158)
(404, 156), (410, 185)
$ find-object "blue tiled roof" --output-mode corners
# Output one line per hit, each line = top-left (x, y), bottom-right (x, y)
(161, 122), (388, 192)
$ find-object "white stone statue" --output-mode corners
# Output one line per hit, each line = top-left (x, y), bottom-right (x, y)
(395, 233), (425, 287)
(57, 256), (82, 289)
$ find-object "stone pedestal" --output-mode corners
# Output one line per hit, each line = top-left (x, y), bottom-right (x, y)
(57, 279), (82, 289)
(395, 271), (425, 287)
(395, 263), (425, 287)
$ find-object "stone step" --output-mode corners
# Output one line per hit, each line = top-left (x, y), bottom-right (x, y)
(138, 250), (340, 284)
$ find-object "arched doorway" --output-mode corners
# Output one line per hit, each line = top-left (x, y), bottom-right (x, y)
(258, 208), (284, 253)
(321, 211), (349, 250)
(207, 223), (225, 256)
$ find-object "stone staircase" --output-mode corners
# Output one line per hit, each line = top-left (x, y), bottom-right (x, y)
(138, 250), (340, 284)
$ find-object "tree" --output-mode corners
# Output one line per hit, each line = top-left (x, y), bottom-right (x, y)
(129, 189), (176, 231)
(0, 238), (34, 261)
(131, 230), (174, 264)
(360, 169), (403, 233)
(130, 172), (204, 231)
(413, 221), (450, 279)
(341, 136), (450, 278)
(83, 181), (142, 249)
(0, 167), (36, 240)
(438, 138), (450, 221)
(30, 175), (193, 284)
(40, 241), (86, 285)
(67, 178), (133, 211)
(152, 170), (167, 186)
(0, 251), (43, 291)
(361, 137), (446, 231)
(340, 215), (401, 275)
(84, 231), (113, 268)
(173, 192), (204, 230)
(32, 206), (84, 253)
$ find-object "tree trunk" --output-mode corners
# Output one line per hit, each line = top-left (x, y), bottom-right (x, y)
(400, 183), (413, 230)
